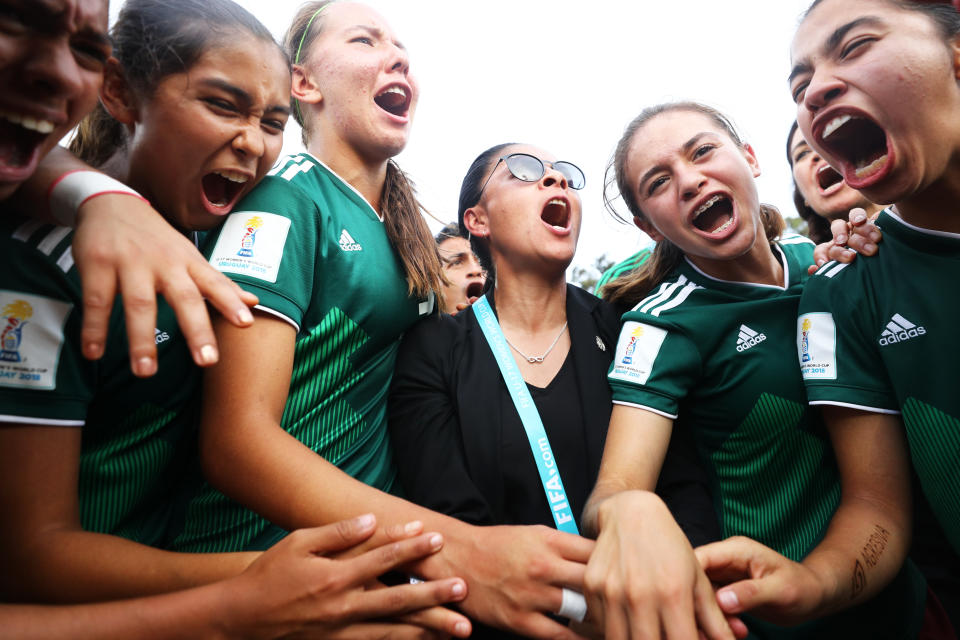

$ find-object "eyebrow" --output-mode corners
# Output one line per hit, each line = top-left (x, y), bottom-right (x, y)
(198, 78), (292, 116)
(637, 132), (714, 190)
(791, 139), (810, 158)
(28, 0), (111, 47)
(789, 16), (884, 84)
(349, 24), (406, 50)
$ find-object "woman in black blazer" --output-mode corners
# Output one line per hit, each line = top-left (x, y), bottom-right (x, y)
(389, 143), (716, 541)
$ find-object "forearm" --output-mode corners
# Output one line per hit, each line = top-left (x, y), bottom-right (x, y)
(0, 581), (238, 640)
(800, 496), (910, 616)
(4, 528), (256, 603)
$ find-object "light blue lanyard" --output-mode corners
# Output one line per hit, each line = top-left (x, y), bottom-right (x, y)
(473, 295), (579, 535)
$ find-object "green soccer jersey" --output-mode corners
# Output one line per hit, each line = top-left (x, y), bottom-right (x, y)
(596, 246), (652, 296)
(799, 208), (960, 555)
(171, 154), (434, 552)
(0, 215), (199, 546)
(608, 234), (925, 638)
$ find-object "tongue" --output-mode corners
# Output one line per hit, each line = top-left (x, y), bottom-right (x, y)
(202, 173), (230, 207)
(694, 201), (732, 233)
(0, 120), (41, 168)
(375, 91), (405, 115)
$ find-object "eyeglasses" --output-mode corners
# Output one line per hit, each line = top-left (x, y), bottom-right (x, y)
(478, 153), (586, 199)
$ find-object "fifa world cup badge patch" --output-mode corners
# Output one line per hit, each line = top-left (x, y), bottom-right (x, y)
(797, 313), (837, 380)
(208, 211), (291, 283)
(609, 321), (667, 385)
(0, 290), (72, 389)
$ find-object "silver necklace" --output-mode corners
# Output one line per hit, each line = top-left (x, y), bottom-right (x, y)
(503, 321), (568, 364)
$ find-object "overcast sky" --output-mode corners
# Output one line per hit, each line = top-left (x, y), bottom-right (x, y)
(111, 0), (815, 274)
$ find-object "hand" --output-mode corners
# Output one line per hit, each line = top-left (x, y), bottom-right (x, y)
(695, 536), (826, 626)
(808, 207), (882, 274)
(583, 491), (738, 640)
(222, 515), (471, 640)
(417, 522), (594, 640)
(73, 193), (257, 377)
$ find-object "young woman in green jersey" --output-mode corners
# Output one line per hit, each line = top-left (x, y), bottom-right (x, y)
(187, 3), (594, 638)
(693, 0), (960, 632)
(0, 1), (471, 635)
(580, 101), (933, 639)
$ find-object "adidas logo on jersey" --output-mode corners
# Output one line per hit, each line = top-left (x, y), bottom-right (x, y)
(878, 313), (926, 346)
(735, 324), (766, 352)
(155, 327), (170, 345)
(339, 229), (362, 252)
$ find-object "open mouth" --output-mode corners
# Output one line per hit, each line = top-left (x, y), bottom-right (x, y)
(0, 110), (54, 174)
(201, 169), (249, 213)
(816, 164), (843, 193)
(374, 85), (411, 117)
(818, 113), (889, 184)
(541, 198), (570, 231)
(692, 194), (734, 235)
(465, 280), (484, 299)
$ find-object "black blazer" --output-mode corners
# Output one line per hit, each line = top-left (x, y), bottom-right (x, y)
(388, 284), (718, 544)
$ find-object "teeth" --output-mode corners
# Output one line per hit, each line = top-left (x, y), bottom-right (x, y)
(855, 154), (888, 178)
(377, 86), (408, 99)
(547, 198), (566, 208)
(214, 170), (248, 183)
(822, 114), (851, 140)
(817, 164), (832, 176)
(711, 218), (734, 235)
(0, 109), (55, 134)
(694, 195), (721, 218)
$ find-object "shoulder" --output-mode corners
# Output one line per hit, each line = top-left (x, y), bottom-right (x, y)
(597, 247), (652, 289)
(622, 270), (704, 324)
(567, 284), (622, 338)
(0, 217), (80, 296)
(398, 310), (469, 360)
(777, 232), (816, 259)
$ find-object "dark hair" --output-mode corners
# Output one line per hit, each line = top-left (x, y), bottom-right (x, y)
(70, 0), (288, 166)
(601, 102), (785, 307)
(786, 120), (832, 244)
(283, 2), (444, 301)
(435, 222), (463, 245)
(804, 0), (960, 40)
(456, 143), (515, 283)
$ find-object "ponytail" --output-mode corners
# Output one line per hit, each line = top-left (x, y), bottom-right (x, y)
(381, 160), (445, 301)
(69, 103), (127, 166)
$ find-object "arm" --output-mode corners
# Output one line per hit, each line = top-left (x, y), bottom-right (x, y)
(0, 424), (256, 602)
(697, 408), (912, 623)
(10, 147), (257, 375)
(580, 405), (735, 640)
(2, 516), (470, 640)
(200, 312), (594, 640)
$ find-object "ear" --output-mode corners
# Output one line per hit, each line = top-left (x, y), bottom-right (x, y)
(742, 142), (762, 178)
(463, 206), (489, 238)
(633, 215), (663, 243)
(99, 58), (138, 126)
(291, 64), (323, 108)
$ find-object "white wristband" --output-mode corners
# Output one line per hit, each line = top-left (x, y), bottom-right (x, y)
(48, 170), (147, 227)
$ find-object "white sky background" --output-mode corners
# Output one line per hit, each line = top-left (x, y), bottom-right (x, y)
(110, 0), (815, 275)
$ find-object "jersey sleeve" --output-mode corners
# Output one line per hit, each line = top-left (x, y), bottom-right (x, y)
(203, 175), (318, 330)
(0, 234), (95, 425)
(607, 318), (701, 419)
(797, 264), (898, 413)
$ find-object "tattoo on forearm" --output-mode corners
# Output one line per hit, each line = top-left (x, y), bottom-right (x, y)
(851, 559), (866, 599)
(850, 525), (891, 600)
(860, 524), (890, 568)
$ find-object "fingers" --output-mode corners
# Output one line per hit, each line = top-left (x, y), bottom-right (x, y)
(346, 531), (450, 586)
(117, 268), (159, 377)
(78, 257), (117, 361)
(844, 208), (881, 256)
(692, 572), (736, 640)
(548, 528), (596, 564)
(316, 622), (451, 640)
(391, 598), (472, 637)
(287, 514), (380, 556)
(161, 273), (220, 368)
(187, 260), (257, 328)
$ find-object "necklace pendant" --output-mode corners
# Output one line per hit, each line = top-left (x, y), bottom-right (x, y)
(528, 356), (544, 364)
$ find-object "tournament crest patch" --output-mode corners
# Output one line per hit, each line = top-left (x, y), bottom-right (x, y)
(609, 321), (667, 385)
(0, 290), (72, 389)
(797, 312), (837, 380)
(208, 211), (291, 283)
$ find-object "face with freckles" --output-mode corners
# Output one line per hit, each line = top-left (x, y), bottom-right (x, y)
(790, 0), (960, 207)
(295, 2), (417, 163)
(624, 109), (764, 274)
(789, 125), (876, 221)
(464, 144), (582, 276)
(119, 38), (290, 232)
(0, 0), (110, 200)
